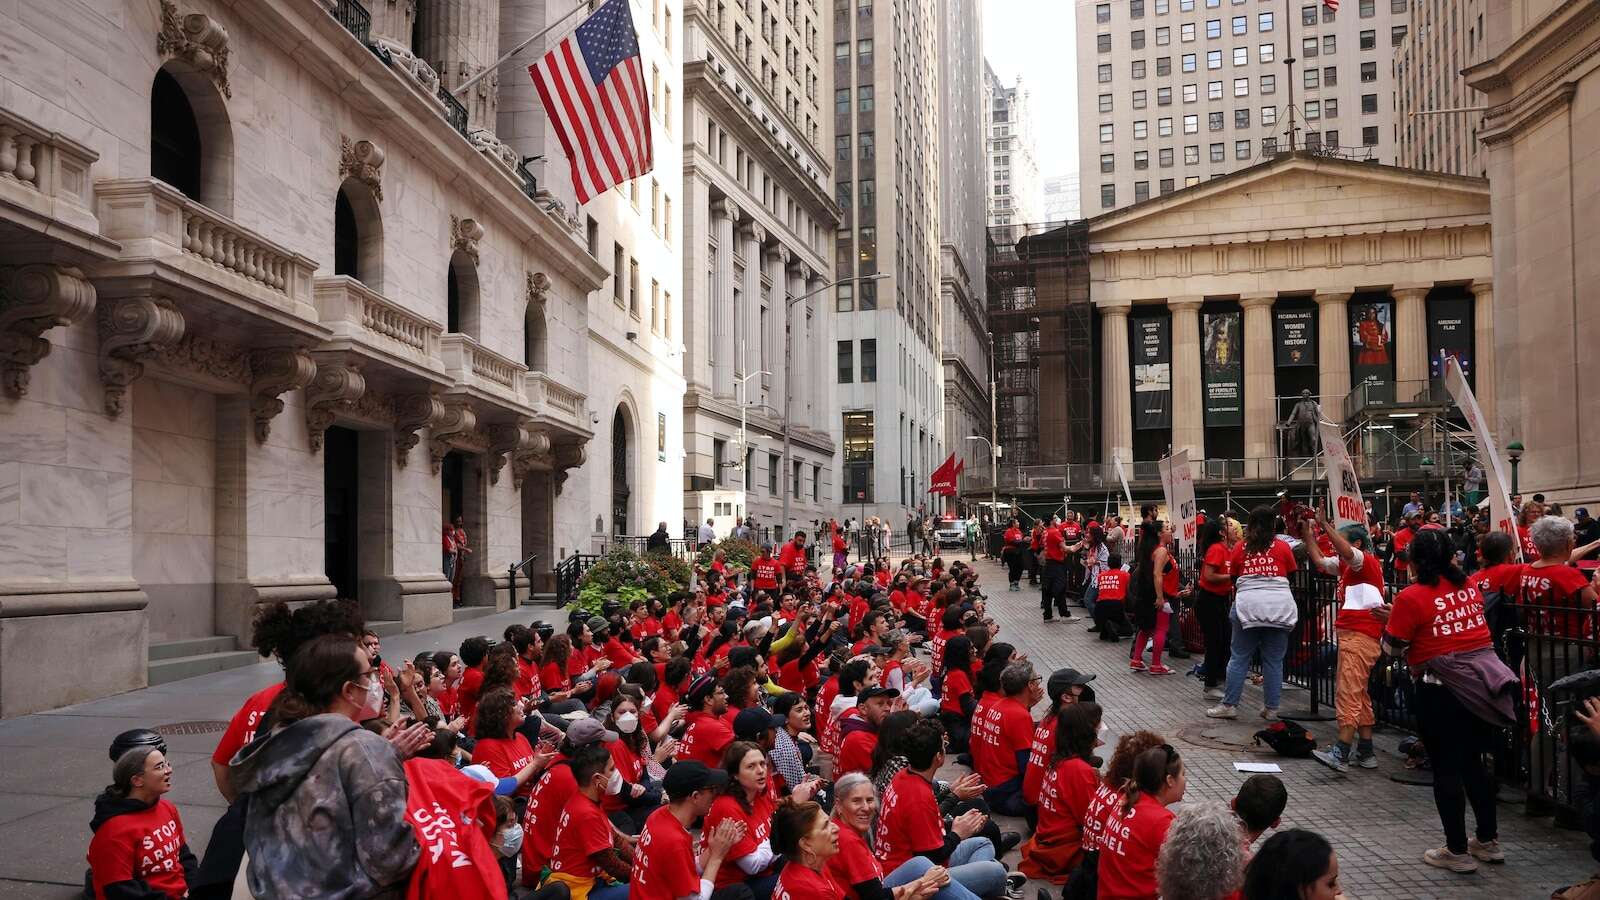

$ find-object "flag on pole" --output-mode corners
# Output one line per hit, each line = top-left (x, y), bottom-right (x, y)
(929, 454), (959, 496)
(528, 0), (653, 204)
(1322, 0), (1339, 11)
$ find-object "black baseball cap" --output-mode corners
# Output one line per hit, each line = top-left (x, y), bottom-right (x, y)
(732, 707), (786, 740)
(857, 686), (900, 702)
(662, 760), (730, 799)
(1047, 668), (1097, 702)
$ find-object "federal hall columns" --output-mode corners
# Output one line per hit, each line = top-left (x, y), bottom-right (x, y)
(1316, 290), (1354, 419)
(1168, 298), (1204, 462)
(1393, 283), (1432, 390)
(1101, 301), (1133, 467)
(1240, 294), (1277, 479)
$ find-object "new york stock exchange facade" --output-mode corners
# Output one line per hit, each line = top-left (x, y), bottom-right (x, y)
(0, 1), (619, 715)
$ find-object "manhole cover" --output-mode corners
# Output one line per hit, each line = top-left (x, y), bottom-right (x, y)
(1173, 722), (1277, 755)
(155, 721), (230, 735)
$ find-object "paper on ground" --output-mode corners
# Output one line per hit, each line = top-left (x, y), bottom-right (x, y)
(1234, 762), (1284, 773)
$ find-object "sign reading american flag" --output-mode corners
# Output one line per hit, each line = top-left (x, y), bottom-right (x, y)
(528, 0), (654, 204)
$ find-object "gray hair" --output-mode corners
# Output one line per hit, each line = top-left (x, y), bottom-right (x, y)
(1531, 515), (1575, 559)
(1001, 660), (1036, 696)
(834, 772), (874, 802)
(1157, 800), (1245, 900)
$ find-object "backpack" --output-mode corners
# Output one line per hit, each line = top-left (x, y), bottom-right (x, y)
(1252, 718), (1317, 757)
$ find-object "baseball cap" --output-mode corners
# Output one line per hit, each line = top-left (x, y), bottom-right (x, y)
(586, 615), (610, 636)
(459, 764), (498, 785)
(566, 717), (620, 746)
(662, 760), (730, 799)
(857, 685), (900, 702)
(732, 706), (786, 740)
(1579, 508), (1591, 518)
(1046, 668), (1097, 702)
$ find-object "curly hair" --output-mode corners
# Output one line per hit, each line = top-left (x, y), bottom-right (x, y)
(251, 599), (365, 667)
(1105, 729), (1167, 786)
(720, 666), (759, 710)
(541, 633), (573, 669)
(480, 644), (520, 695)
(1156, 800), (1245, 900)
(474, 688), (520, 739)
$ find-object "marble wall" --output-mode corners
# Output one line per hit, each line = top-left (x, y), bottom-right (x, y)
(132, 379), (217, 642)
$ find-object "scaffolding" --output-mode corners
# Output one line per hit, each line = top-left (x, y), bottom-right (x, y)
(985, 220), (1092, 468)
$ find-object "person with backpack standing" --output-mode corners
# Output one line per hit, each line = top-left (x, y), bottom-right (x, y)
(1207, 507), (1299, 722)
(1301, 511), (1388, 773)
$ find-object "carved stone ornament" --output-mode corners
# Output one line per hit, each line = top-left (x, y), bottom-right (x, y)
(98, 296), (186, 416)
(0, 265), (97, 398)
(248, 347), (316, 443)
(551, 440), (588, 496)
(304, 361), (367, 453)
(713, 197), (742, 222)
(394, 392), (444, 467)
(525, 271), (552, 308)
(428, 401), (477, 474)
(339, 137), (385, 201)
(157, 0), (232, 98)
(469, 128), (518, 174)
(373, 39), (441, 97)
(486, 422), (527, 485)
(450, 215), (485, 264)
(152, 333), (252, 386)
(510, 428), (554, 490)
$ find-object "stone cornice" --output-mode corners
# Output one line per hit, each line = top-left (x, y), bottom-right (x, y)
(1091, 219), (1491, 259)
(1464, 0), (1600, 94)
(232, 2), (607, 292)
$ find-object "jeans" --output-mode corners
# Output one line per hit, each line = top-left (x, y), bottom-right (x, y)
(587, 883), (629, 900)
(1195, 590), (1232, 688)
(984, 775), (1037, 831)
(1082, 580), (1099, 617)
(1222, 617), (1290, 710)
(947, 835), (1009, 898)
(1415, 680), (1499, 853)
(885, 855), (983, 900)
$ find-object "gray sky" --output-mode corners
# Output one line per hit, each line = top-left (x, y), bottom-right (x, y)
(983, 0), (1080, 179)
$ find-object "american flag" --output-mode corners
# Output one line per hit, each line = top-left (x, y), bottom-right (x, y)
(1323, 0), (1339, 11)
(529, 0), (654, 204)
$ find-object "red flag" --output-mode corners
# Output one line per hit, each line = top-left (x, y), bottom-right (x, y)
(1322, 0), (1338, 10)
(954, 458), (965, 477)
(929, 454), (959, 496)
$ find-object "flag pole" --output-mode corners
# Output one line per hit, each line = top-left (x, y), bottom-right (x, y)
(454, 2), (592, 96)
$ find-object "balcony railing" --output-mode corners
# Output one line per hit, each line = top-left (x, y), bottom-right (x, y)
(330, 0), (371, 44)
(440, 333), (530, 408)
(0, 108), (99, 210)
(525, 370), (590, 435)
(437, 84), (470, 137)
(312, 275), (444, 372)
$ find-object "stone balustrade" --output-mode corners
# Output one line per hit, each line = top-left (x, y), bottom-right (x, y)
(311, 275), (444, 377)
(0, 108), (98, 208)
(181, 203), (294, 291)
(439, 332), (529, 410)
(524, 370), (590, 436)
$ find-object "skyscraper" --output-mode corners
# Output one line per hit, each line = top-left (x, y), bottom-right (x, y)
(986, 63), (1043, 225)
(1394, 0), (1488, 176)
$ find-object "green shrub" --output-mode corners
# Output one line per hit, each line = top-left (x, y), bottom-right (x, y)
(695, 537), (761, 571)
(571, 547), (691, 616)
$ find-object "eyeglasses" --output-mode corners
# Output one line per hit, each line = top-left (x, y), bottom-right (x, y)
(147, 760), (174, 773)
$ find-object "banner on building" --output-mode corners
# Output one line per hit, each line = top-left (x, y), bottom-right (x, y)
(1427, 297), (1474, 387)
(1318, 420), (1365, 531)
(1158, 449), (1198, 555)
(1131, 316), (1172, 430)
(1274, 308), (1316, 367)
(1348, 300), (1395, 403)
(1444, 357), (1520, 560)
(1202, 311), (1243, 427)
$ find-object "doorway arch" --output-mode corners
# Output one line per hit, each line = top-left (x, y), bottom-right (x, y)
(611, 406), (634, 535)
(149, 62), (233, 214)
(446, 250), (480, 337)
(334, 179), (384, 288)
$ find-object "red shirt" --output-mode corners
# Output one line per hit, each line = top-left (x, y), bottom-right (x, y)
(836, 728), (878, 777)
(1385, 579), (1492, 666)
(548, 791), (613, 880)
(603, 637), (638, 671)
(777, 861), (847, 900)
(87, 799), (188, 899)
(1333, 549), (1388, 639)
(1005, 526), (1023, 545)
(1474, 562), (1521, 601)
(1517, 563), (1596, 637)
(1022, 717), (1058, 804)
(818, 678), (844, 755)
(778, 656), (821, 693)
(662, 609), (684, 637)
(939, 668), (974, 715)
(1045, 527), (1067, 562)
(1230, 539), (1298, 579)
(632, 807), (701, 900)
(1201, 541), (1235, 593)
(874, 769), (944, 872)
(1393, 526), (1417, 557)
(833, 532), (848, 553)
(401, 757), (504, 900)
(515, 657), (541, 700)
(522, 757), (577, 873)
(1096, 569), (1130, 601)
(213, 681), (286, 765)
(1519, 526), (1538, 562)
(703, 793), (777, 888)
(930, 628), (960, 675)
(652, 680), (680, 722)
(1034, 756), (1100, 852)
(1096, 793), (1175, 900)
(540, 660), (571, 693)
(458, 667), (486, 723)
(971, 695), (1034, 786)
(752, 557), (782, 590)
(779, 542), (807, 574)
(1082, 780), (1122, 853)
(679, 710), (735, 767)
(472, 734), (535, 796)
(828, 819), (885, 897)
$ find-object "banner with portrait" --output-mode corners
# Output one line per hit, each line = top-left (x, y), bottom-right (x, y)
(1202, 311), (1243, 427)
(1131, 315), (1171, 430)
(1427, 298), (1474, 390)
(1274, 308), (1316, 367)
(1348, 300), (1395, 403)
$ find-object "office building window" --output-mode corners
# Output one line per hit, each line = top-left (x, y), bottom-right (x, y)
(1180, 0), (1194, 10)
(1325, 97), (1339, 117)
(1303, 37), (1318, 57)
(1362, 125), (1379, 145)
(1209, 80), (1223, 99)
(1157, 0), (1169, 12)
(1157, 25), (1170, 44)
(837, 341), (853, 383)
(1360, 61), (1377, 82)
(1100, 123), (1115, 142)
(1361, 93), (1378, 113)
(842, 412), (873, 502)
(1305, 99), (1320, 120)
(1160, 178), (1176, 194)
(612, 242), (625, 305)
(1208, 110), (1224, 130)
(1261, 74), (1276, 93)
(1258, 10), (1273, 30)
(1262, 105), (1277, 124)
(1260, 42), (1274, 62)
(1235, 139), (1251, 159)
(1235, 15), (1249, 34)
(1235, 107), (1250, 127)
(1184, 113), (1199, 133)
(1132, 0), (1145, 15)
(1099, 93), (1113, 112)
(860, 339), (876, 381)
(1360, 29), (1375, 49)
(836, 282), (853, 312)
(1100, 152), (1115, 172)
(1158, 116), (1173, 136)
(1324, 66), (1338, 86)
(1133, 89), (1148, 109)
(1134, 119), (1148, 139)
(1096, 2), (1111, 21)
(1325, 129), (1339, 147)
(1262, 136), (1278, 154)
(859, 280), (877, 309)
(1391, 0), (1406, 11)
(1323, 34), (1336, 54)
(1157, 86), (1172, 104)
(1098, 33), (1112, 52)
(1207, 18), (1221, 37)
(1098, 63), (1112, 82)
(1359, 0), (1374, 15)
(1181, 22), (1195, 41)
(1101, 183), (1116, 208)
(1132, 29), (1146, 48)
(1135, 181), (1150, 202)
(1234, 77), (1249, 96)
(1207, 49), (1222, 69)
(1135, 149), (1150, 169)
(858, 85), (874, 110)
(1184, 145), (1200, 164)
(1391, 25), (1407, 45)
(1322, 4), (1335, 21)
(1234, 46), (1248, 65)
(1156, 56), (1172, 75)
(1210, 142), (1225, 162)
(1159, 147), (1174, 166)
(1132, 59), (1146, 78)
(1305, 68), (1320, 89)
(1302, 4), (1316, 24)
(1182, 53), (1197, 72)
(1183, 83), (1198, 102)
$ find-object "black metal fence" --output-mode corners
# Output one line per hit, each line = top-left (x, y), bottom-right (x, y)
(330, 0), (371, 43)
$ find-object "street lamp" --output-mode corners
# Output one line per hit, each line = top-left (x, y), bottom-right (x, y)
(730, 340), (771, 504)
(1420, 455), (1435, 511)
(1507, 441), (1524, 496)
(1375, 487), (1389, 524)
(964, 435), (1001, 526)
(781, 272), (889, 534)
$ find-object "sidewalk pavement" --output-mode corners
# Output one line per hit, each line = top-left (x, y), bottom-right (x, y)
(0, 603), (560, 898)
(958, 555), (1595, 900)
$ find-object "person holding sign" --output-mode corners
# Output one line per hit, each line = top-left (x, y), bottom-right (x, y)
(1301, 510), (1388, 774)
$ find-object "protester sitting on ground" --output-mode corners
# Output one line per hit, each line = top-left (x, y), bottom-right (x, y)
(1023, 669), (1097, 807)
(1302, 511), (1388, 773)
(1091, 554), (1130, 642)
(705, 741), (821, 898)
(938, 636), (979, 754)
(88, 744), (196, 900)
(1155, 800), (1247, 900)
(874, 719), (1009, 899)
(631, 760), (746, 900)
(1209, 506), (1300, 722)
(472, 688), (557, 799)
(830, 772), (984, 900)
(1240, 829), (1341, 900)
(460, 635), (494, 723)
(971, 661), (1043, 825)
(1231, 774), (1288, 869)
(542, 744), (632, 900)
(229, 633), (429, 898)
(836, 685), (901, 777)
(1093, 744), (1186, 900)
(602, 694), (670, 833)
(680, 674), (736, 767)
(880, 631), (940, 716)
(770, 799), (849, 899)
(1019, 702), (1104, 884)
(870, 712), (1012, 858)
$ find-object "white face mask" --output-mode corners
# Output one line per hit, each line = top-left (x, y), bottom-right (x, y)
(616, 712), (640, 734)
(606, 767), (624, 795)
(496, 823), (524, 858)
(356, 676), (384, 720)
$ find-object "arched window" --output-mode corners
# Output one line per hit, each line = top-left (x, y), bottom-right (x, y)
(524, 303), (547, 370)
(149, 62), (233, 214)
(611, 407), (632, 535)
(446, 250), (479, 337)
(334, 180), (383, 287)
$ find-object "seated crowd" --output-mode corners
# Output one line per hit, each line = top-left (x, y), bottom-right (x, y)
(87, 527), (1354, 900)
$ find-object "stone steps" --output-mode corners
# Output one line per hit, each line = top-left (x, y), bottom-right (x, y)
(367, 619), (404, 637)
(147, 648), (262, 686)
(452, 605), (497, 623)
(148, 635), (237, 661)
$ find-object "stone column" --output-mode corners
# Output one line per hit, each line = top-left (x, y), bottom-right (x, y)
(1100, 302), (1134, 469)
(786, 262), (810, 431)
(711, 198), (737, 398)
(807, 275), (829, 432)
(1168, 297), (1205, 462)
(418, 0), (500, 130)
(740, 222), (766, 389)
(1392, 283), (1432, 398)
(1471, 281), (1496, 428)
(1241, 293), (1278, 480)
(765, 246), (791, 415)
(369, 0), (416, 47)
(1315, 289), (1354, 420)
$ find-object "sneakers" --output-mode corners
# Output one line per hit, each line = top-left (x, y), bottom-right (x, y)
(1423, 847), (1479, 873)
(1312, 745), (1350, 774)
(1468, 838), (1505, 864)
(1129, 659), (1147, 672)
(1147, 665), (1177, 675)
(1353, 751), (1379, 770)
(1206, 703), (1239, 718)
(1005, 873), (1027, 900)
(1203, 687), (1225, 700)
(1259, 708), (1279, 721)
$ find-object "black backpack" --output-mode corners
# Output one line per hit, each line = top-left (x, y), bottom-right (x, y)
(1253, 718), (1317, 757)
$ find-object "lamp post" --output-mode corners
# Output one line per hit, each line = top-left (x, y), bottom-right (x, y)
(964, 436), (1000, 525)
(1507, 440), (1524, 497)
(782, 272), (888, 534)
(1420, 455), (1435, 513)
(1375, 487), (1389, 525)
(731, 340), (771, 506)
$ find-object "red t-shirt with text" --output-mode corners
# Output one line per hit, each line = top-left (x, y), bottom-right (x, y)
(548, 792), (613, 880)
(1095, 793), (1175, 900)
(632, 806), (701, 900)
(874, 769), (944, 873)
(213, 681), (286, 765)
(971, 695), (1034, 786)
(1385, 579), (1492, 666)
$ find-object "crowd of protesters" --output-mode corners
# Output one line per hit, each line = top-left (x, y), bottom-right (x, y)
(79, 488), (1600, 900)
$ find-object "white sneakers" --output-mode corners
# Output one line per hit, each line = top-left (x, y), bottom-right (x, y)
(1424, 847), (1479, 873)
(1205, 704), (1238, 719)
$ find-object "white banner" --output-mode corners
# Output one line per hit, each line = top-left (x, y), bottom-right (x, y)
(1444, 357), (1520, 559)
(1318, 420), (1366, 530)
(1114, 453), (1136, 514)
(1158, 450), (1198, 555)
